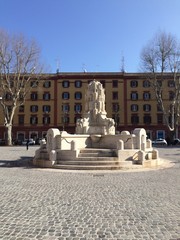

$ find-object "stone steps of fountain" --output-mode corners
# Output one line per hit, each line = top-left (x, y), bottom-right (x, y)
(54, 165), (119, 170)
(78, 148), (116, 157)
(53, 161), (134, 170)
(53, 148), (134, 170)
(78, 153), (115, 158)
(80, 148), (116, 153)
(56, 158), (119, 166)
(76, 156), (117, 161)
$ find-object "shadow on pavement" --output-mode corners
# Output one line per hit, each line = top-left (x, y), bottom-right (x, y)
(0, 156), (35, 168)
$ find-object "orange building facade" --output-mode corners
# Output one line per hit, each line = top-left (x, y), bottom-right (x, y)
(0, 72), (179, 143)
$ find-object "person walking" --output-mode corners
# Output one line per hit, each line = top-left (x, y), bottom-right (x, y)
(26, 139), (30, 150)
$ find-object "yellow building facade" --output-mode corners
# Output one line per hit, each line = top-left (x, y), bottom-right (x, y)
(0, 72), (179, 143)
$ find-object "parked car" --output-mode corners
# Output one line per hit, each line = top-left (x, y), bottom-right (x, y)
(22, 138), (36, 145)
(172, 138), (180, 145)
(152, 138), (167, 146)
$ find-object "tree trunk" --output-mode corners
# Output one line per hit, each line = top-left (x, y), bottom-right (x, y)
(5, 124), (12, 146)
(167, 130), (176, 145)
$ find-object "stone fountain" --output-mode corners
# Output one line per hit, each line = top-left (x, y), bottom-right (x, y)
(33, 80), (161, 170)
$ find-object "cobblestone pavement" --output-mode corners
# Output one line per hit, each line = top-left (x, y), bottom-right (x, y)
(0, 146), (179, 240)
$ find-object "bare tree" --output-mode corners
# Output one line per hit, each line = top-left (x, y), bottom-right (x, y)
(140, 31), (180, 141)
(0, 29), (43, 145)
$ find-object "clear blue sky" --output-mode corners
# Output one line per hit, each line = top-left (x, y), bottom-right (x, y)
(1, 0), (180, 73)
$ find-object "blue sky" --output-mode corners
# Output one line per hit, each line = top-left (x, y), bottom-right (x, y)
(1, 0), (180, 73)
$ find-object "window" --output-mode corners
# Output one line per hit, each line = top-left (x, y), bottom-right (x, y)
(62, 115), (69, 124)
(168, 80), (175, 87)
(157, 114), (163, 124)
(62, 104), (69, 112)
(112, 80), (118, 88)
(131, 104), (138, 112)
(43, 92), (51, 100)
(112, 92), (118, 100)
(19, 105), (24, 112)
(144, 115), (151, 124)
(143, 80), (150, 88)
(130, 80), (138, 88)
(9, 81), (14, 88)
(143, 104), (151, 112)
(30, 116), (38, 125)
(18, 115), (24, 125)
(131, 92), (138, 100)
(62, 92), (70, 100)
(43, 105), (51, 113)
(31, 92), (38, 100)
(62, 81), (69, 88)
(19, 82), (24, 88)
(74, 116), (81, 124)
(112, 103), (119, 112)
(30, 81), (38, 88)
(75, 81), (82, 88)
(75, 92), (82, 100)
(157, 80), (162, 87)
(157, 104), (162, 112)
(43, 81), (51, 88)
(30, 105), (38, 112)
(131, 115), (139, 124)
(74, 104), (82, 113)
(19, 93), (24, 101)
(5, 93), (12, 100)
(143, 92), (151, 100)
(43, 116), (50, 124)
(169, 91), (175, 100)
(156, 90), (162, 98)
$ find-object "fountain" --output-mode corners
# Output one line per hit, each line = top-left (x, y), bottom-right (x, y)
(33, 80), (161, 170)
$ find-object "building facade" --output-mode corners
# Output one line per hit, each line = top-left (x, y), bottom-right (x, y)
(0, 72), (179, 143)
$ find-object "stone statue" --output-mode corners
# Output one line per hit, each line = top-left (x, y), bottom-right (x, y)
(76, 80), (115, 135)
(85, 80), (106, 115)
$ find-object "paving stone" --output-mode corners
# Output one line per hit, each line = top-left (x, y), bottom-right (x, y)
(0, 146), (180, 239)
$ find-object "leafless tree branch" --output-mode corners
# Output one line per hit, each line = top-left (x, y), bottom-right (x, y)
(0, 29), (44, 145)
(140, 31), (180, 139)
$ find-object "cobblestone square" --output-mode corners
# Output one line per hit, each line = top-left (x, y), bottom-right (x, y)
(0, 146), (179, 240)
